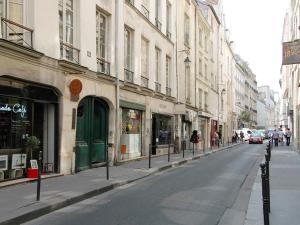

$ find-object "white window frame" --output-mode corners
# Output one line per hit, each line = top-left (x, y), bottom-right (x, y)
(0, 0), (25, 23)
(166, 1), (171, 33)
(96, 10), (107, 60)
(155, 47), (161, 83)
(141, 37), (149, 78)
(124, 26), (133, 71)
(184, 14), (190, 47)
(59, 0), (76, 46)
(166, 55), (171, 88)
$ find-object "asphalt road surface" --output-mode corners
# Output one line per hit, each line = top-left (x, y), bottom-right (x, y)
(24, 143), (264, 225)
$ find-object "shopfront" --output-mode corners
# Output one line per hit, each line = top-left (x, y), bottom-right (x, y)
(210, 120), (218, 147)
(198, 117), (207, 149)
(119, 100), (145, 161)
(152, 114), (174, 155)
(0, 77), (59, 181)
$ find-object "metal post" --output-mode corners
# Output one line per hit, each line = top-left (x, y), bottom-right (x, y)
(265, 154), (270, 213)
(266, 145), (271, 160)
(106, 145), (109, 180)
(192, 142), (194, 157)
(182, 140), (185, 158)
(203, 139), (205, 153)
(36, 151), (42, 201)
(168, 141), (170, 162)
(149, 143), (152, 168)
(260, 163), (270, 225)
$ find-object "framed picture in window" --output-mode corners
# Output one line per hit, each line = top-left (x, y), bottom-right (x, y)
(0, 155), (8, 170)
(12, 154), (27, 169)
(30, 160), (38, 169)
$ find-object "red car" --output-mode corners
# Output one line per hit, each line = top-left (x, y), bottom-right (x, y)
(249, 133), (263, 144)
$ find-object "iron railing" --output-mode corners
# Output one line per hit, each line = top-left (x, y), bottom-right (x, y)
(60, 42), (80, 64)
(155, 18), (162, 31)
(126, 0), (134, 5)
(167, 30), (172, 40)
(97, 58), (110, 75)
(166, 87), (171, 96)
(141, 5), (149, 19)
(0, 17), (33, 48)
(141, 76), (149, 88)
(124, 68), (134, 83)
(155, 82), (161, 92)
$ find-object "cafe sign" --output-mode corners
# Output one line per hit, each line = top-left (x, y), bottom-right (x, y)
(0, 103), (27, 118)
(282, 40), (300, 65)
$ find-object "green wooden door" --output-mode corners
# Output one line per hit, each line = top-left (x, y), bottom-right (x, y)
(75, 97), (108, 172)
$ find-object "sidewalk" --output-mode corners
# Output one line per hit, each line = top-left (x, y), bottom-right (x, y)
(0, 143), (239, 225)
(244, 144), (300, 225)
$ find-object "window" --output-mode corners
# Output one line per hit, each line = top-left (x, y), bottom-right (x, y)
(204, 64), (207, 79)
(204, 35), (208, 52)
(59, 0), (79, 63)
(184, 14), (190, 46)
(199, 58), (202, 76)
(141, 0), (149, 19)
(185, 65), (190, 101)
(155, 47), (161, 83)
(166, 56), (171, 88)
(141, 38), (149, 78)
(198, 88), (202, 109)
(155, 0), (161, 30)
(204, 92), (208, 111)
(96, 10), (110, 74)
(166, 1), (171, 38)
(199, 28), (202, 46)
(124, 27), (134, 82)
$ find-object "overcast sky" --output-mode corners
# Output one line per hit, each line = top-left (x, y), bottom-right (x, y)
(222, 0), (288, 93)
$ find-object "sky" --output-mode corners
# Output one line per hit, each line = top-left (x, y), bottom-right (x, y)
(222, 0), (288, 93)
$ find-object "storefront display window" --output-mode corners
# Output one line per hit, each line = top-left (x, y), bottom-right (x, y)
(153, 114), (173, 145)
(120, 108), (142, 159)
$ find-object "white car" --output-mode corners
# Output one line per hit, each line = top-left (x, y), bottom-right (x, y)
(241, 128), (252, 141)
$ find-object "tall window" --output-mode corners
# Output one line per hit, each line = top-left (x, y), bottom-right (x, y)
(155, 47), (161, 82)
(124, 27), (132, 71)
(184, 14), (190, 46)
(198, 88), (202, 109)
(185, 65), (190, 101)
(166, 56), (171, 88)
(204, 92), (208, 111)
(155, 0), (161, 30)
(199, 58), (202, 77)
(141, 38), (149, 78)
(59, 0), (74, 45)
(96, 11), (106, 60)
(204, 35), (208, 52)
(166, 1), (171, 35)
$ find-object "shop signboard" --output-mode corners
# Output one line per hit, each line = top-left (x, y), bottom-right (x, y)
(282, 40), (300, 65)
(12, 154), (27, 169)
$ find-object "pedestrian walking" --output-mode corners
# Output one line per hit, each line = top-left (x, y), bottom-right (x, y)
(286, 128), (292, 146)
(272, 129), (279, 147)
(278, 129), (284, 145)
(240, 131), (244, 142)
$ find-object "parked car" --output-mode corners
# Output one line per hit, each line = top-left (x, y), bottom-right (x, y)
(249, 133), (263, 144)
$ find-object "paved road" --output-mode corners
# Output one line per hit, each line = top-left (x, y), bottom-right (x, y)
(23, 143), (264, 225)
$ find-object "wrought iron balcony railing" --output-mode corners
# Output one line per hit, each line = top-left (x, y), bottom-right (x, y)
(166, 87), (171, 96)
(155, 18), (162, 31)
(126, 0), (134, 5)
(60, 42), (80, 64)
(0, 17), (33, 48)
(141, 5), (149, 19)
(155, 82), (161, 92)
(124, 68), (134, 83)
(141, 76), (149, 88)
(97, 58), (110, 75)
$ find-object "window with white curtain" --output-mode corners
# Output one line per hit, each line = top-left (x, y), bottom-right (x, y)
(141, 37), (149, 77)
(155, 47), (161, 82)
(184, 14), (190, 46)
(166, 56), (171, 88)
(124, 27), (132, 70)
(0, 0), (24, 24)
(96, 11), (106, 60)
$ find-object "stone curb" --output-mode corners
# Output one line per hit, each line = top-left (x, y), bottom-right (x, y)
(0, 143), (240, 225)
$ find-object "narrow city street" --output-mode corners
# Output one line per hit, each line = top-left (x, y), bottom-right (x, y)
(23, 143), (264, 225)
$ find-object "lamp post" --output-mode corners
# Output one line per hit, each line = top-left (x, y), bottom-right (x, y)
(217, 85), (226, 142)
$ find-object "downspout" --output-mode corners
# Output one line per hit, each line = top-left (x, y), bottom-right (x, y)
(114, 0), (120, 164)
(175, 0), (179, 141)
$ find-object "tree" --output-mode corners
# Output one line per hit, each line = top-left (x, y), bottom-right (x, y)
(239, 111), (251, 123)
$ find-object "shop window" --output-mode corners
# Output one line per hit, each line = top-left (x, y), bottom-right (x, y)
(153, 114), (173, 145)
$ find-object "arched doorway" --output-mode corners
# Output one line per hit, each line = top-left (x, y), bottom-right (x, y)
(75, 97), (108, 172)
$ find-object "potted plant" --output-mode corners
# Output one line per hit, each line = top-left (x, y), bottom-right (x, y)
(25, 136), (40, 178)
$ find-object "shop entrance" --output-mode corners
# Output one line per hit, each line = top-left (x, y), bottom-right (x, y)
(75, 97), (108, 172)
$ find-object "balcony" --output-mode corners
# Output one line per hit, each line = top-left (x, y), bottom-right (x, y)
(60, 42), (80, 64)
(166, 87), (171, 96)
(166, 30), (172, 40)
(141, 76), (149, 88)
(141, 5), (149, 19)
(155, 82), (161, 92)
(1, 17), (33, 48)
(97, 58), (110, 75)
(155, 18), (162, 31)
(124, 69), (134, 83)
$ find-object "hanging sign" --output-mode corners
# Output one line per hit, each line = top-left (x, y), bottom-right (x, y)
(282, 40), (300, 65)
(69, 79), (83, 101)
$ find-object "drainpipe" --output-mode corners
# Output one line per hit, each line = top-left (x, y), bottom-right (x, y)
(194, 3), (197, 129)
(114, 0), (120, 164)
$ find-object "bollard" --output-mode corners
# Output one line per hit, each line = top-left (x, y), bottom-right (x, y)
(192, 142), (195, 157)
(182, 140), (185, 158)
(260, 163), (270, 225)
(149, 143), (152, 168)
(203, 139), (205, 153)
(168, 141), (170, 162)
(266, 145), (271, 160)
(106, 146), (109, 180)
(36, 151), (42, 201)
(265, 154), (270, 213)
